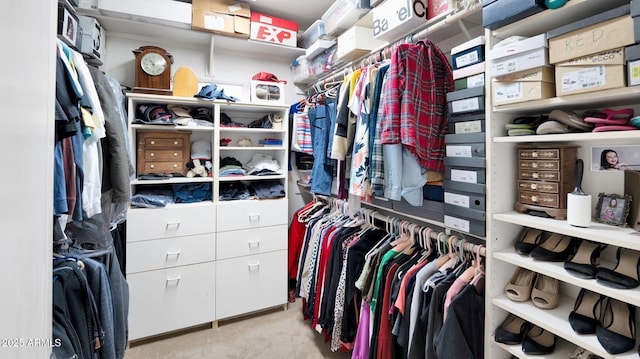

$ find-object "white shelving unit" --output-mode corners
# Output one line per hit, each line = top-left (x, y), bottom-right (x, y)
(125, 92), (289, 340)
(485, 1), (640, 358)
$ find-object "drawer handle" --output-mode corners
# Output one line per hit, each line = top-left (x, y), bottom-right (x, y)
(533, 173), (539, 179)
(173, 152), (178, 157)
(248, 240), (260, 248)
(248, 262), (260, 272)
(166, 249), (181, 258)
(150, 164), (155, 169)
(248, 214), (260, 222)
(531, 195), (538, 202)
(174, 141), (178, 145)
(532, 163), (538, 168)
(173, 164), (178, 168)
(150, 152), (155, 157)
(530, 183), (537, 190)
(166, 275), (181, 286)
(166, 221), (181, 230)
(151, 140), (156, 145)
(532, 151), (539, 158)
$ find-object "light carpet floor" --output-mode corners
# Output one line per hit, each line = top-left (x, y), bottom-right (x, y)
(124, 300), (353, 359)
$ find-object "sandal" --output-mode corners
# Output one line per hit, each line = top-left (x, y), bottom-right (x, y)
(529, 233), (575, 262)
(531, 274), (559, 309)
(583, 108), (634, 126)
(596, 297), (636, 354)
(495, 314), (530, 345)
(514, 227), (543, 255)
(595, 247), (640, 289)
(569, 288), (603, 335)
(564, 239), (607, 279)
(548, 109), (593, 131)
(505, 267), (537, 302)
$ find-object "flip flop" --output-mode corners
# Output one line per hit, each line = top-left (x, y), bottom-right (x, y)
(592, 125), (639, 132)
(536, 120), (570, 134)
(630, 116), (640, 128)
(583, 108), (634, 126)
(548, 109), (593, 131)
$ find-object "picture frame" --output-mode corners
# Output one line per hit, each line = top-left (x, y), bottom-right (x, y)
(594, 192), (631, 227)
(590, 145), (640, 172)
(57, 3), (79, 49)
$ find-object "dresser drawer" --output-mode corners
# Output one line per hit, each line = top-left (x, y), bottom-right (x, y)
(127, 203), (216, 242)
(138, 131), (190, 150)
(126, 233), (216, 274)
(144, 149), (185, 161)
(518, 190), (559, 208)
(216, 199), (288, 232)
(140, 161), (186, 174)
(519, 160), (559, 171)
(216, 251), (286, 319)
(518, 180), (559, 194)
(128, 261), (215, 340)
(519, 170), (560, 182)
(519, 148), (560, 160)
(217, 225), (287, 260)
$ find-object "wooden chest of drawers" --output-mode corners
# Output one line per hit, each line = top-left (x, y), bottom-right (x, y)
(514, 145), (577, 220)
(136, 130), (191, 176)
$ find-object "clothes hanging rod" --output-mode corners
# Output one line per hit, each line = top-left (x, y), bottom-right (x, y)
(363, 208), (486, 257)
(306, 2), (482, 92)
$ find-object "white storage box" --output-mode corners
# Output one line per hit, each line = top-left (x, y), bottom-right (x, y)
(322, 0), (371, 36)
(337, 25), (386, 62)
(372, 0), (428, 41)
(77, 15), (106, 65)
(250, 80), (285, 105)
(489, 34), (549, 77)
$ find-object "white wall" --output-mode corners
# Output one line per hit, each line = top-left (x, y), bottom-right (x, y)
(0, 1), (55, 357)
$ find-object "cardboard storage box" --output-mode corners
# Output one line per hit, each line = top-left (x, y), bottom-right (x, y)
(489, 33), (549, 77)
(250, 12), (298, 47)
(336, 25), (385, 62)
(482, 0), (546, 30)
(495, 66), (554, 82)
(548, 16), (634, 64)
(192, 0), (250, 38)
(627, 44), (640, 86)
(451, 36), (485, 70)
(443, 212), (486, 237)
(547, 4), (630, 40)
(372, 0), (428, 41)
(555, 48), (626, 96)
(447, 112), (486, 134)
(250, 80), (285, 105)
(444, 179), (486, 196)
(555, 65), (625, 96)
(455, 73), (485, 90)
(77, 15), (106, 65)
(453, 62), (485, 80)
(444, 189), (486, 211)
(493, 81), (555, 106)
(429, 0), (451, 19)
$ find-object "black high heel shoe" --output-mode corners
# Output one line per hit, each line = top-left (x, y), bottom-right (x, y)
(495, 314), (530, 345)
(564, 240), (607, 279)
(568, 288), (603, 335)
(514, 227), (543, 255)
(530, 233), (575, 262)
(595, 247), (640, 289)
(521, 325), (557, 355)
(596, 297), (636, 354)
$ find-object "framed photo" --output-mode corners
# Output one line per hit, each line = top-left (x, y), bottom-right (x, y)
(590, 145), (640, 172)
(57, 3), (79, 48)
(594, 192), (631, 226)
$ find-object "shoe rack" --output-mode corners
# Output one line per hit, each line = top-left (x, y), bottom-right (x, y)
(485, 0), (640, 358)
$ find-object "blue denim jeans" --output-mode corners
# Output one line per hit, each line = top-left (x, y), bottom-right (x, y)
(309, 103), (334, 196)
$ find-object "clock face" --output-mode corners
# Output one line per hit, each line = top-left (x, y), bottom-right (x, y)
(140, 52), (167, 76)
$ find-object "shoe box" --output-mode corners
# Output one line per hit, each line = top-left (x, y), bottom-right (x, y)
(493, 66), (555, 106)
